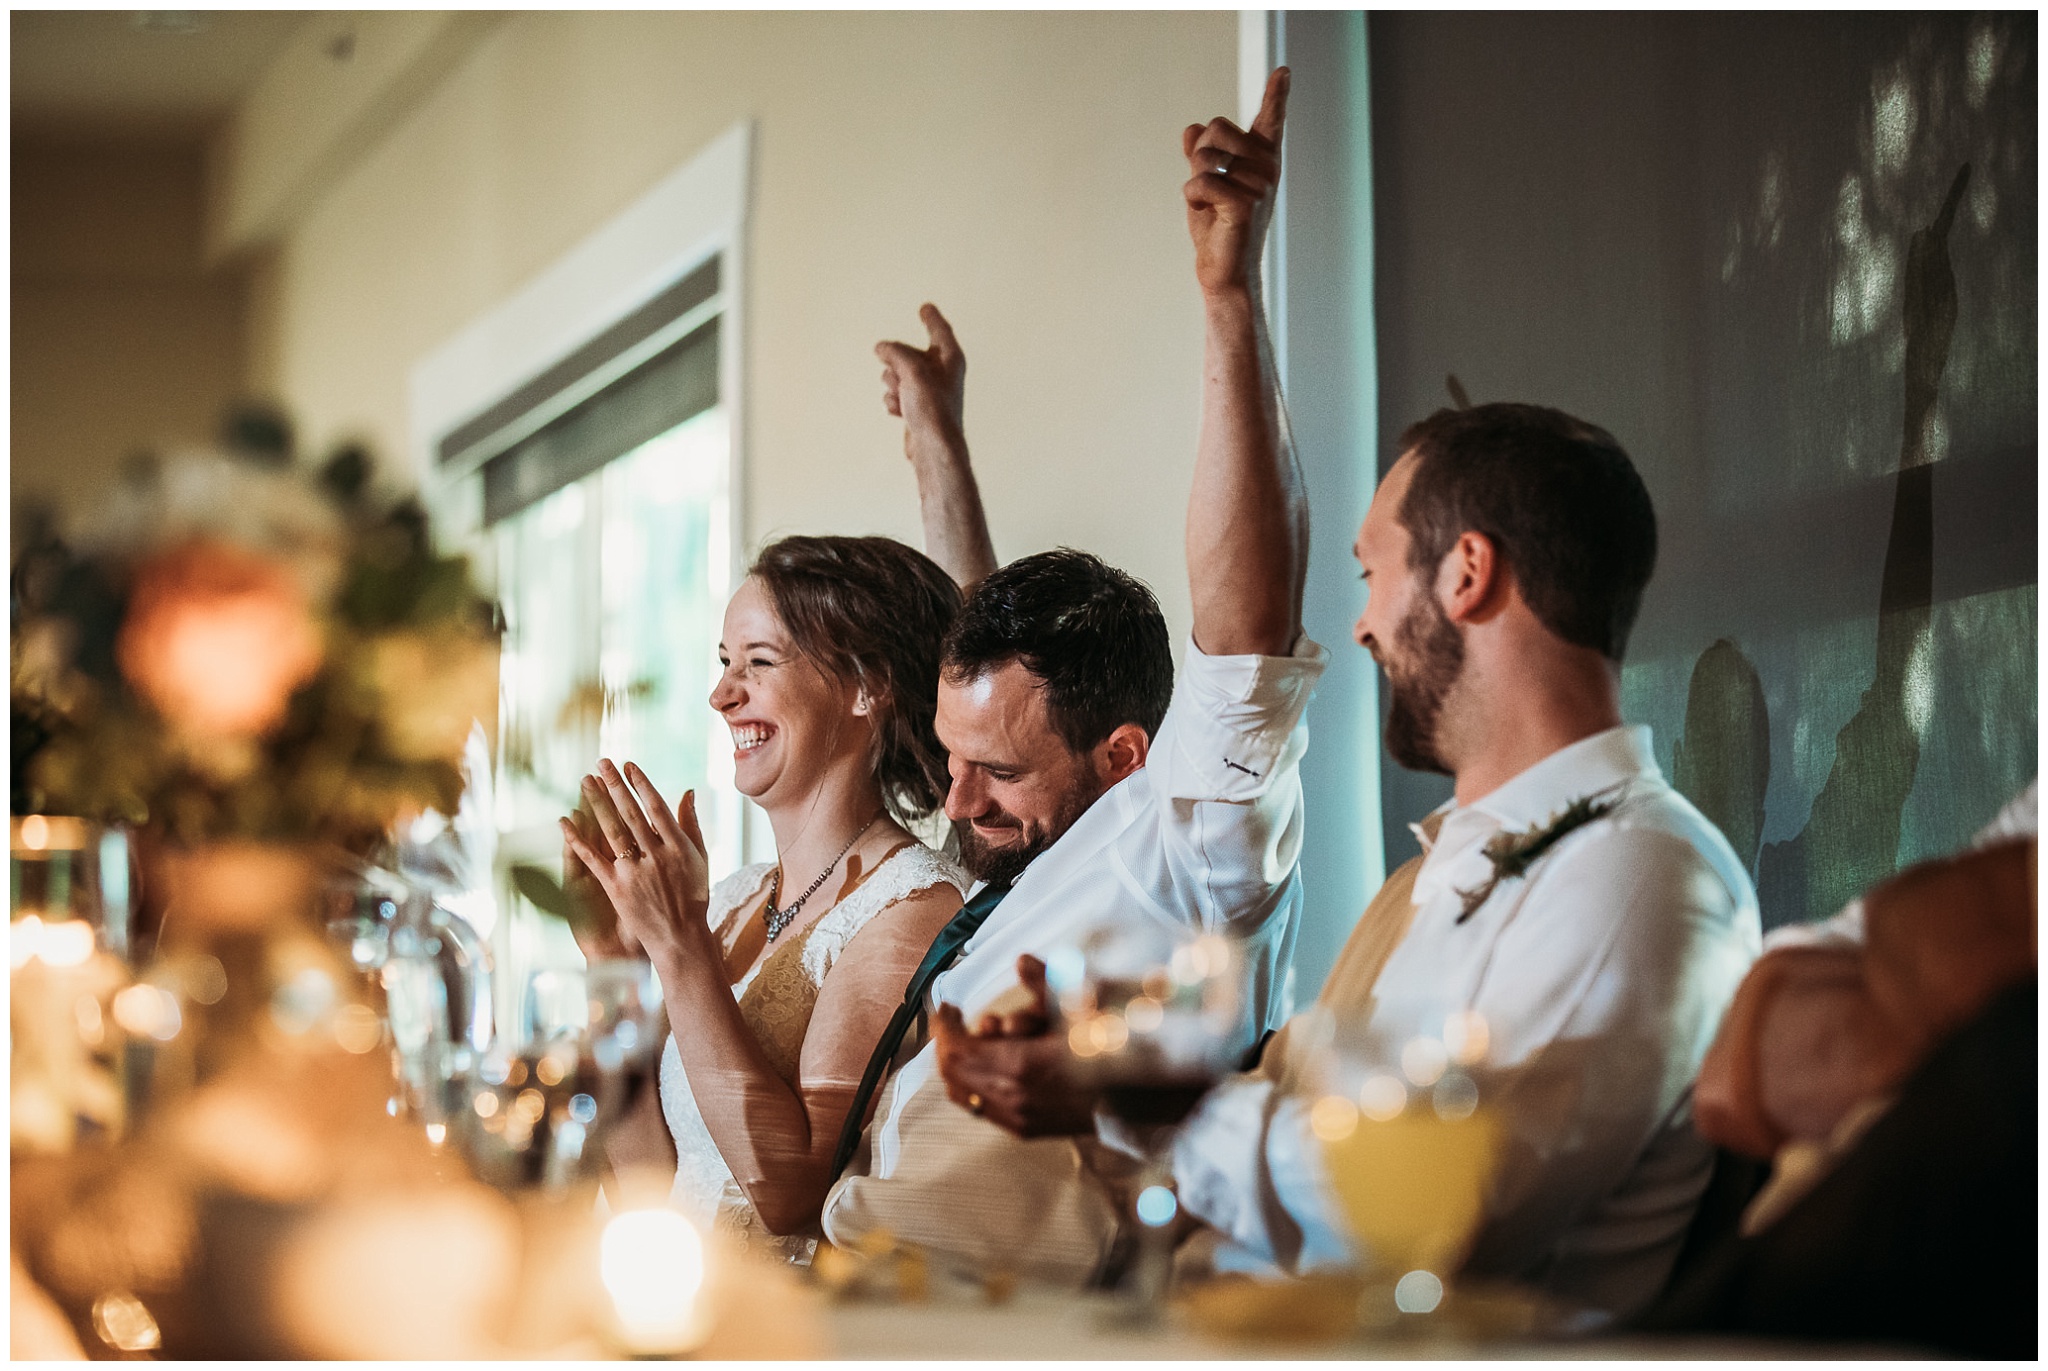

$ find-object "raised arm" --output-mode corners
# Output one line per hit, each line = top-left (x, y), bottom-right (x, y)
(877, 304), (998, 591)
(1183, 68), (1308, 658)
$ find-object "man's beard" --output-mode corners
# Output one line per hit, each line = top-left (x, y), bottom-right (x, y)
(1381, 591), (1465, 776)
(955, 781), (1101, 887)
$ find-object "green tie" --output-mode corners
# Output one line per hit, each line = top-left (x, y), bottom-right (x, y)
(830, 879), (1013, 1178)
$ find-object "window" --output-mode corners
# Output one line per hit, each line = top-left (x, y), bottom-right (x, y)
(415, 125), (751, 1024)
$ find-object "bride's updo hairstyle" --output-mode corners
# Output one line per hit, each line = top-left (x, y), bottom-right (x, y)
(748, 535), (961, 823)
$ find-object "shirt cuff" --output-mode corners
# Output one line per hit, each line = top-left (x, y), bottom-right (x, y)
(1151, 634), (1327, 803)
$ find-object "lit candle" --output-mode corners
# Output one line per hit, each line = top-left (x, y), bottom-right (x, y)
(600, 1208), (711, 1355)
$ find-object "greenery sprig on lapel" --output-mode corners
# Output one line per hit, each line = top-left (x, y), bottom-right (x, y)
(1455, 788), (1624, 924)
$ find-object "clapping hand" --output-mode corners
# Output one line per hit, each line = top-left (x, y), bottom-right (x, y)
(877, 303), (969, 462)
(559, 759), (714, 972)
(933, 955), (1100, 1138)
(1183, 66), (1290, 296)
(562, 800), (641, 962)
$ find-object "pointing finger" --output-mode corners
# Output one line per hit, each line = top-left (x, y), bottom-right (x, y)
(1250, 65), (1290, 143)
(920, 303), (962, 363)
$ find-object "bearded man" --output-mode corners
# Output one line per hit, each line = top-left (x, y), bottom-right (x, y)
(937, 401), (1764, 1323)
(818, 70), (1324, 1284)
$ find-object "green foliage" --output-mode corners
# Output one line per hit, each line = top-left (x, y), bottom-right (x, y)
(1455, 790), (1624, 924)
(10, 416), (500, 853)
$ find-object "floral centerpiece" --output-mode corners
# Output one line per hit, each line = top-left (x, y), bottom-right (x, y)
(12, 416), (498, 857)
(7, 415), (518, 1357)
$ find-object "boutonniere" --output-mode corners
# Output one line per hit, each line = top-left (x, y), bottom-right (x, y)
(1455, 788), (1624, 924)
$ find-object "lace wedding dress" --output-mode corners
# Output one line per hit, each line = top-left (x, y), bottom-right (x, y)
(659, 840), (968, 1264)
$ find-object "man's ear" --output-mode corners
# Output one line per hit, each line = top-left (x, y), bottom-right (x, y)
(1095, 721), (1151, 786)
(1439, 531), (1506, 626)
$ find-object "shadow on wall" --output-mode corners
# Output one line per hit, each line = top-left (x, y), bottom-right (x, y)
(1674, 166), (1968, 927)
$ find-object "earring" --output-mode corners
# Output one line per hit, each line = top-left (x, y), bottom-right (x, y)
(853, 689), (872, 717)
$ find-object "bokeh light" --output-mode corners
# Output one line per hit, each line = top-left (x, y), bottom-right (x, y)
(111, 983), (182, 1041)
(185, 954), (229, 1005)
(334, 1003), (383, 1054)
(1309, 1093), (1360, 1142)
(91, 1291), (162, 1352)
(1442, 1011), (1489, 1065)
(1358, 1073), (1408, 1122)
(1401, 1035), (1448, 1086)
(1394, 1269), (1444, 1314)
(601, 1208), (708, 1354)
(1135, 1185), (1178, 1227)
(1432, 1073), (1481, 1121)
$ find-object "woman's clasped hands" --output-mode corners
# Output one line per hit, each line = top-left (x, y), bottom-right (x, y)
(559, 758), (716, 971)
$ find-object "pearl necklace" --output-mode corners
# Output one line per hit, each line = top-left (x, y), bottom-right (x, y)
(763, 813), (884, 942)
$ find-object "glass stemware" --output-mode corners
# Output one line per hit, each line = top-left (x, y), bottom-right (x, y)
(1301, 1006), (1503, 1329)
(1048, 921), (1246, 1322)
(455, 960), (665, 1191)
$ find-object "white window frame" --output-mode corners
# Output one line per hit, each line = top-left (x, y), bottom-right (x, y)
(411, 121), (751, 573)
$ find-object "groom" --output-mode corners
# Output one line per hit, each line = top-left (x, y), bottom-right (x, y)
(820, 70), (1323, 1283)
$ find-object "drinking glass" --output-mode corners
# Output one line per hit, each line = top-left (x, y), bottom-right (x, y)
(1301, 1006), (1502, 1327)
(457, 961), (664, 1191)
(1049, 921), (1245, 1322)
(11, 816), (134, 1152)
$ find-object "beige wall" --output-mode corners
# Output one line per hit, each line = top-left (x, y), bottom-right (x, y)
(250, 11), (1237, 643)
(12, 138), (248, 544)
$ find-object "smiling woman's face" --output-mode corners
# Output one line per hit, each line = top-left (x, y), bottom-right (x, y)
(708, 576), (867, 810)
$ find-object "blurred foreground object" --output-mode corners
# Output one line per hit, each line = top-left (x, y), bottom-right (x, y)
(11, 409), (498, 858)
(1694, 833), (2035, 1163)
(1647, 790), (2036, 1356)
(1302, 1008), (1508, 1333)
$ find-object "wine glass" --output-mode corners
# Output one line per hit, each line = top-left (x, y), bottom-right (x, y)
(1048, 920), (1246, 1322)
(457, 961), (664, 1191)
(1301, 1005), (1502, 1329)
(583, 958), (667, 1151)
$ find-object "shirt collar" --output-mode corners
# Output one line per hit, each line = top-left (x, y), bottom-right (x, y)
(1408, 725), (1661, 855)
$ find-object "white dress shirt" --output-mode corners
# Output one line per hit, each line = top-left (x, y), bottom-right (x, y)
(821, 634), (1327, 1278)
(1165, 725), (1762, 1323)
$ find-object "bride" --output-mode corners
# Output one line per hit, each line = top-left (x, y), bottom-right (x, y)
(561, 532), (972, 1261)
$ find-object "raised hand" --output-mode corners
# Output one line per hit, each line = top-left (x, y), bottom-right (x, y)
(1181, 65), (1307, 658)
(1183, 66), (1290, 296)
(877, 303), (968, 459)
(876, 303), (997, 589)
(558, 759), (715, 972)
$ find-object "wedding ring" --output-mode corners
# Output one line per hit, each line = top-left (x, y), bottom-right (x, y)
(966, 1092), (985, 1117)
(1211, 153), (1235, 177)
(618, 845), (641, 861)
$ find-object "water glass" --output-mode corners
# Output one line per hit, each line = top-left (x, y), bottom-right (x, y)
(1302, 1007), (1502, 1325)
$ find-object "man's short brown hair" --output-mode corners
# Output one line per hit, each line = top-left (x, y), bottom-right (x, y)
(1397, 402), (1658, 662)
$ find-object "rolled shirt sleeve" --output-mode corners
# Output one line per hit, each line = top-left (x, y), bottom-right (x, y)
(1123, 635), (1328, 945)
(1149, 634), (1328, 805)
